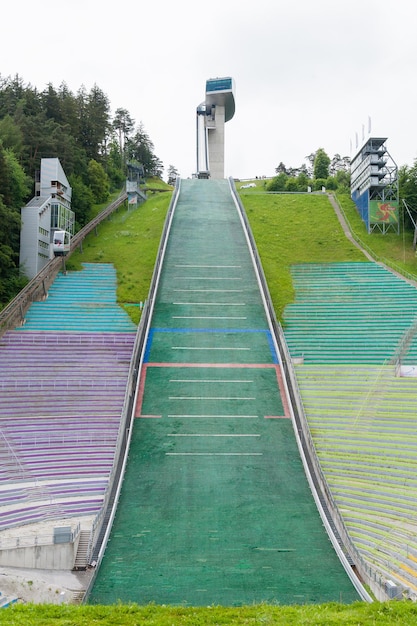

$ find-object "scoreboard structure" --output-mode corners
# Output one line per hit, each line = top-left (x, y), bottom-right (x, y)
(350, 137), (399, 234)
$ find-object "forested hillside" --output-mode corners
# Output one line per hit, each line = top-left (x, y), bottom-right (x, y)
(0, 74), (163, 307)
(2, 73), (417, 311)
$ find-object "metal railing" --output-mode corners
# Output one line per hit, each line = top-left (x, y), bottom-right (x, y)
(83, 179), (180, 601)
(0, 523), (81, 551)
(229, 177), (377, 602)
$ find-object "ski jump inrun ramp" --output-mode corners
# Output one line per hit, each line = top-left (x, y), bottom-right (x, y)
(88, 178), (365, 606)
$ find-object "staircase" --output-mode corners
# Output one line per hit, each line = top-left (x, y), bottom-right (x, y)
(73, 529), (91, 571)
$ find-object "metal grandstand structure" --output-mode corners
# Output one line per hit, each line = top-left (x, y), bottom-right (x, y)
(350, 137), (399, 234)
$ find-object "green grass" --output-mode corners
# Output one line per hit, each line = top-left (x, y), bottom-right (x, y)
(236, 178), (269, 191)
(336, 193), (417, 275)
(65, 188), (417, 326)
(90, 189), (123, 219)
(66, 190), (172, 324)
(240, 192), (365, 320)
(240, 190), (417, 321)
(144, 176), (175, 191)
(2, 601), (417, 625)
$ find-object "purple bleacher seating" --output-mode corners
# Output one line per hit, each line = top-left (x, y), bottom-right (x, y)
(0, 330), (136, 530)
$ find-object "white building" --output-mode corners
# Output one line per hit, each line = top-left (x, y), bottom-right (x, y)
(20, 158), (75, 279)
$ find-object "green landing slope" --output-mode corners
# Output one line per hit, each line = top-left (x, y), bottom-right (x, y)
(88, 179), (360, 606)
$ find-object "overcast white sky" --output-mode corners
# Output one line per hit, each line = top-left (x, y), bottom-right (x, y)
(1, 0), (416, 180)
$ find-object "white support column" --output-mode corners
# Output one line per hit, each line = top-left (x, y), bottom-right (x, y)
(207, 105), (226, 179)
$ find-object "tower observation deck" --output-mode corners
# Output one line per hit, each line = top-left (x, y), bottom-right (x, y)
(196, 77), (235, 179)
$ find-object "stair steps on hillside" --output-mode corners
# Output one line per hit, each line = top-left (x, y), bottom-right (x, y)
(284, 262), (417, 365)
(73, 529), (92, 571)
(282, 262), (417, 592)
(19, 263), (136, 333)
(0, 328), (135, 530)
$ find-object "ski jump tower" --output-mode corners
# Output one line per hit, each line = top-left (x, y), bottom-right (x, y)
(196, 77), (235, 179)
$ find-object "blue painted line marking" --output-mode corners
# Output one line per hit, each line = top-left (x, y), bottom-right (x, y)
(143, 329), (154, 363)
(145, 328), (280, 363)
(266, 330), (279, 364)
(151, 327), (269, 334)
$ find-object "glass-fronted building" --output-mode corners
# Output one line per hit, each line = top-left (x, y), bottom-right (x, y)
(20, 158), (75, 279)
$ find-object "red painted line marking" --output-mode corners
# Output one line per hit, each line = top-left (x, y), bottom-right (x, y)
(274, 364), (292, 419)
(135, 362), (292, 420)
(135, 363), (148, 417)
(264, 415), (289, 419)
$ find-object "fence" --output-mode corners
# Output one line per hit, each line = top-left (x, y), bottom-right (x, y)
(0, 523), (80, 551)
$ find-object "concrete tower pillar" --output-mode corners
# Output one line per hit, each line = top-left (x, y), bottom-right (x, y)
(207, 104), (226, 179)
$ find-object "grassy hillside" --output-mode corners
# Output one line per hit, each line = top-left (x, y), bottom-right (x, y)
(66, 184), (417, 325)
(241, 187), (417, 321)
(241, 191), (364, 320)
(337, 192), (417, 274)
(67, 188), (172, 324)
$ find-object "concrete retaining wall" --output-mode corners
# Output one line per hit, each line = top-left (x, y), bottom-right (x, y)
(0, 535), (80, 570)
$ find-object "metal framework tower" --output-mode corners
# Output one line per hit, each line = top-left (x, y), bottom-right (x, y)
(350, 137), (399, 234)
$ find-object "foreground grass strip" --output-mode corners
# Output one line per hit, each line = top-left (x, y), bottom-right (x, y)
(2, 601), (417, 625)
